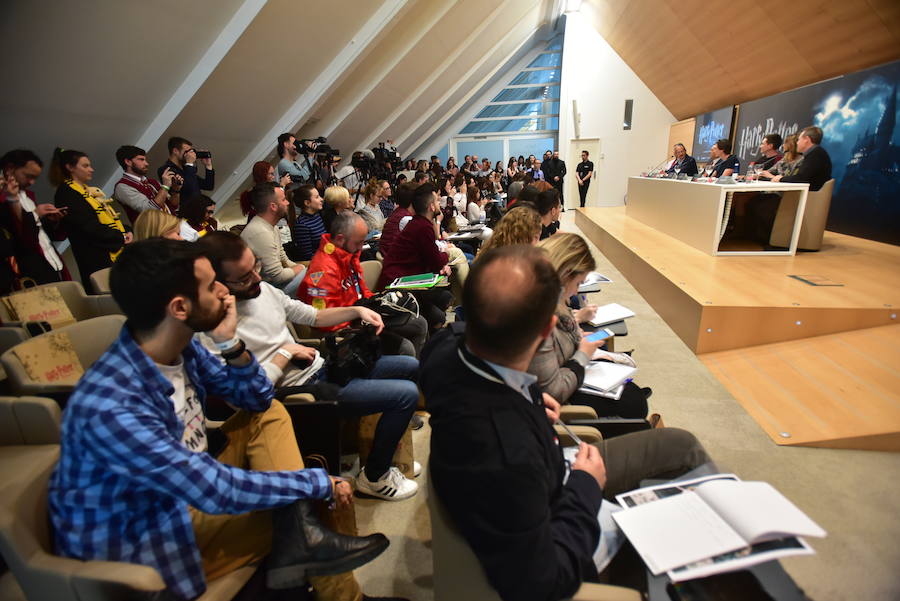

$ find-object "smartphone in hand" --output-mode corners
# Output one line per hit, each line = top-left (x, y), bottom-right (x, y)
(586, 329), (615, 342)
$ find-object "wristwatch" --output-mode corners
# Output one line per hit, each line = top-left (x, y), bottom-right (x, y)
(275, 348), (293, 361)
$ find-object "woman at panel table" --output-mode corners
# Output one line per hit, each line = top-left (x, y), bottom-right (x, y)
(708, 138), (740, 178)
(527, 232), (651, 419)
(760, 133), (802, 180)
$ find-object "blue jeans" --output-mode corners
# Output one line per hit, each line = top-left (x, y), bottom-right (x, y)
(338, 355), (419, 480)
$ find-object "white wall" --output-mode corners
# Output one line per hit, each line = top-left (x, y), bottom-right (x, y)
(558, 14), (675, 207)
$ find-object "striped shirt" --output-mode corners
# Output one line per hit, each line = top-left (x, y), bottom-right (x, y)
(293, 211), (327, 262)
(49, 325), (331, 600)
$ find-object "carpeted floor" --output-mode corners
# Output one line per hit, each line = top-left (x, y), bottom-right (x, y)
(352, 209), (900, 601)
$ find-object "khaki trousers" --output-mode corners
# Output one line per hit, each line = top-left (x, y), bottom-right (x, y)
(189, 399), (362, 601)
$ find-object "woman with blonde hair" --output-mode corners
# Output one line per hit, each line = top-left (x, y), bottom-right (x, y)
(760, 133), (802, 179)
(478, 206), (541, 254)
(132, 209), (187, 241)
(528, 232), (650, 418)
(321, 185), (351, 233)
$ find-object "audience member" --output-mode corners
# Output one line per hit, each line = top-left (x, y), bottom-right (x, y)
(132, 208), (188, 242)
(379, 181), (416, 260)
(422, 244), (711, 601)
(709, 138), (739, 178)
(241, 182), (306, 296)
(536, 188), (562, 239)
(377, 183), (453, 331)
(334, 153), (363, 198)
(299, 213), (428, 356)
(158, 136), (214, 200)
(49, 238), (389, 600)
(413, 171), (429, 184)
(0, 171), (19, 293)
(179, 194), (217, 237)
(466, 186), (487, 223)
(506, 158), (519, 182)
(197, 232), (420, 501)
(531, 233), (650, 418)
(527, 159), (545, 181)
(544, 150), (567, 207)
(291, 184), (326, 262)
(0, 149), (69, 285)
(52, 148), (130, 289)
(478, 205), (542, 254)
(575, 150), (594, 208)
(240, 161), (291, 221)
(358, 179), (387, 232)
(665, 143), (698, 177)
(771, 126), (832, 191)
(113, 145), (182, 221)
(753, 133), (784, 172)
(322, 184), (352, 233)
(378, 180), (395, 219)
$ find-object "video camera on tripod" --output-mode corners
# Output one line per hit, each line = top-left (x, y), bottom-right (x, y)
(290, 136), (341, 184)
(351, 142), (402, 184)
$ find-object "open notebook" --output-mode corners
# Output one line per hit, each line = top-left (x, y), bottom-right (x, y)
(612, 474), (825, 581)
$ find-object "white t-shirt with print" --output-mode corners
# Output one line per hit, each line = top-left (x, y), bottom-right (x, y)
(157, 360), (207, 453)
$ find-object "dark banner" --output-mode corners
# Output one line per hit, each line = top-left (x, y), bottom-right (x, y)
(692, 106), (734, 163)
(734, 60), (900, 245)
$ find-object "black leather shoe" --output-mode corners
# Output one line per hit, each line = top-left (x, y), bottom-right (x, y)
(267, 500), (389, 590)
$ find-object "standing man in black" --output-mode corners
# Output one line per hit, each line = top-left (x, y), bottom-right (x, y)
(422, 245), (710, 601)
(544, 150), (567, 209)
(576, 150), (594, 208)
(158, 136), (215, 201)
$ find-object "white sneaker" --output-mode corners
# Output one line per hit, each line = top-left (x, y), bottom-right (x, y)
(356, 466), (418, 501)
(391, 460), (422, 478)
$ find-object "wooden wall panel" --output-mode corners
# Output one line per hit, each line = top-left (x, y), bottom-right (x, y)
(667, 118), (696, 156)
(584, 0), (900, 119)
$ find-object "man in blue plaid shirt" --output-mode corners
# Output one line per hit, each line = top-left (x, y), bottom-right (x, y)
(48, 239), (389, 600)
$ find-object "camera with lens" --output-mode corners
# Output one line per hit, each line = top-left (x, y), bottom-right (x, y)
(371, 142), (402, 171)
(295, 136), (340, 163)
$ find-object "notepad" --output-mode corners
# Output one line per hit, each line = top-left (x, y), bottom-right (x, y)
(581, 362), (636, 392)
(589, 303), (635, 327)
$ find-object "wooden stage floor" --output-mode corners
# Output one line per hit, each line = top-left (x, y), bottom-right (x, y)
(576, 207), (900, 451)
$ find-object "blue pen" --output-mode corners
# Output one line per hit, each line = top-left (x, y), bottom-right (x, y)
(578, 293), (588, 307)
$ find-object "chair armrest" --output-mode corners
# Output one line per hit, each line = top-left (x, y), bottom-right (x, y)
(568, 418), (650, 439)
(1, 396), (61, 444)
(554, 424), (603, 445)
(71, 559), (166, 592)
(86, 294), (122, 318)
(572, 582), (642, 601)
(283, 393), (316, 404)
(560, 405), (598, 422)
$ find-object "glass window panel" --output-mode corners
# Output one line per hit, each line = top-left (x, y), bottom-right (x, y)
(546, 37), (563, 51)
(460, 117), (558, 134)
(528, 53), (561, 68)
(476, 102), (559, 118)
(491, 85), (560, 102)
(510, 69), (560, 85)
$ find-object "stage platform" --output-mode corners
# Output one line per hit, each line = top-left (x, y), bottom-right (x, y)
(575, 207), (900, 354)
(576, 207), (900, 451)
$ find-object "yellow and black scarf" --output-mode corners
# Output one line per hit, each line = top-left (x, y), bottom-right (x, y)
(66, 180), (126, 262)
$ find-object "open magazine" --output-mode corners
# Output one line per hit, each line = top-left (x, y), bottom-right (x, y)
(612, 474), (825, 582)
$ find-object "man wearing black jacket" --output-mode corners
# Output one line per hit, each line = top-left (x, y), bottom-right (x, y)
(771, 126), (832, 191)
(544, 150), (567, 208)
(158, 136), (215, 202)
(421, 245), (710, 601)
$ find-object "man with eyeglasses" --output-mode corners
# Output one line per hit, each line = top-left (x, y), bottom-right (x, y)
(196, 231), (421, 503)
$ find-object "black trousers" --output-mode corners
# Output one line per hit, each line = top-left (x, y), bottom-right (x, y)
(569, 381), (648, 419)
(552, 179), (564, 206)
(578, 180), (590, 207)
(409, 288), (452, 332)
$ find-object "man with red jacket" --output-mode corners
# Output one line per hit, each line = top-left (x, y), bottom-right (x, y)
(299, 212), (428, 355)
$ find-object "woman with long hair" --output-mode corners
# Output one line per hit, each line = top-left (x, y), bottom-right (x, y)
(478, 206), (541, 254)
(179, 194), (217, 237)
(239, 161), (289, 221)
(132, 209), (185, 241)
(52, 148), (129, 291)
(357, 178), (386, 232)
(528, 232), (650, 418)
(761, 133), (802, 179)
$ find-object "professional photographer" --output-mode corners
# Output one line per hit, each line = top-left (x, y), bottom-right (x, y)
(158, 136), (214, 200)
(275, 133), (311, 184)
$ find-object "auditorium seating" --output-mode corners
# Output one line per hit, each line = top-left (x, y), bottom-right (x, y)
(0, 315), (126, 401)
(88, 268), (111, 294)
(0, 396), (256, 601)
(360, 260), (382, 291)
(0, 281), (120, 326)
(427, 477), (640, 601)
(769, 178), (835, 251)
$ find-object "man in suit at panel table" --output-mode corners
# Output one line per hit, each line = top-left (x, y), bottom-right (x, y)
(665, 143), (698, 177)
(747, 126), (832, 245)
(770, 126), (832, 191)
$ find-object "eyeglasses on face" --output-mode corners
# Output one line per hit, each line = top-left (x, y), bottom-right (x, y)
(224, 258), (261, 287)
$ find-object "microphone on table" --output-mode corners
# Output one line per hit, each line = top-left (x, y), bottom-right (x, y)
(646, 156), (673, 177)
